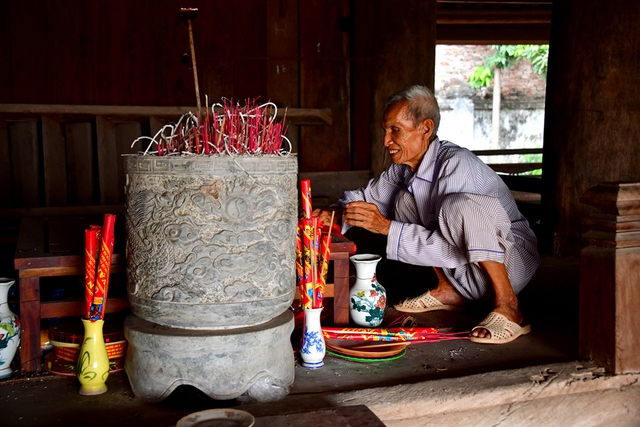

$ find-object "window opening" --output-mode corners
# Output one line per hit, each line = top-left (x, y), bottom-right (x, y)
(435, 44), (547, 177)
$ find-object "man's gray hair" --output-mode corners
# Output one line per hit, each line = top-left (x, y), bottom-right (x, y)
(386, 85), (440, 135)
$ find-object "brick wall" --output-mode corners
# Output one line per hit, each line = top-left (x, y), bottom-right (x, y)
(435, 45), (547, 100)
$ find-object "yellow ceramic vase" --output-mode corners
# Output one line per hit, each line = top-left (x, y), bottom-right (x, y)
(77, 318), (109, 395)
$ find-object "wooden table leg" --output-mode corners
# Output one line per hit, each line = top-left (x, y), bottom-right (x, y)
(19, 277), (42, 373)
(332, 252), (351, 326)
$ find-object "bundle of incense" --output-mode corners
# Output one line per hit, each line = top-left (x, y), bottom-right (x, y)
(85, 214), (116, 321)
(295, 179), (333, 309)
(132, 98), (291, 156)
(322, 326), (470, 342)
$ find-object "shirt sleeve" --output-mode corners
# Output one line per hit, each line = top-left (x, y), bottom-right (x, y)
(337, 165), (407, 234)
(385, 149), (482, 269)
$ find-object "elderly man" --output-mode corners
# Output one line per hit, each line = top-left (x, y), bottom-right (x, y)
(314, 85), (540, 344)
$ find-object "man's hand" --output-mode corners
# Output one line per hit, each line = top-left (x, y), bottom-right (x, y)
(312, 207), (342, 227)
(343, 201), (391, 235)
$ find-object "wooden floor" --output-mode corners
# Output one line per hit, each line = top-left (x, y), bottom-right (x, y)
(0, 255), (580, 427)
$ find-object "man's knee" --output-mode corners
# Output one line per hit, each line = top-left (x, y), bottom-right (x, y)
(438, 193), (503, 223)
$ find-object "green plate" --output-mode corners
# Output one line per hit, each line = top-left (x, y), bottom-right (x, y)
(326, 348), (407, 363)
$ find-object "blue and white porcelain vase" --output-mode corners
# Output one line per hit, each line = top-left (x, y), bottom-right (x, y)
(300, 307), (325, 369)
(0, 278), (20, 379)
(349, 254), (387, 327)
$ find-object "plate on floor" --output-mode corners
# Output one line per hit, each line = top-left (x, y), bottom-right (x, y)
(176, 408), (255, 427)
(325, 339), (408, 359)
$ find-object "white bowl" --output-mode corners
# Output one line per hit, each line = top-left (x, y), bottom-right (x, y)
(176, 408), (255, 427)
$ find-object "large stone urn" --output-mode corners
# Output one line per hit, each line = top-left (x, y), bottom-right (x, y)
(123, 154), (297, 402)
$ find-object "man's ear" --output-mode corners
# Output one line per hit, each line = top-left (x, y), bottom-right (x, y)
(421, 118), (435, 138)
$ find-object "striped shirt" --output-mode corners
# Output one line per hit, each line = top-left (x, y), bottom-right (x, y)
(338, 138), (540, 298)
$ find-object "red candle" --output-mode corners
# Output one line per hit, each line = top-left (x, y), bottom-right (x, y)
(84, 226), (101, 320)
(90, 214), (116, 321)
(295, 223), (305, 306)
(300, 179), (312, 219)
(300, 218), (314, 309)
(315, 235), (332, 309)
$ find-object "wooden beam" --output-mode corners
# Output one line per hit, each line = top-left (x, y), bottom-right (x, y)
(437, 9), (551, 25)
(489, 163), (542, 174)
(437, 23), (550, 44)
(0, 104), (332, 126)
(472, 148), (543, 156)
(437, 0), (552, 4)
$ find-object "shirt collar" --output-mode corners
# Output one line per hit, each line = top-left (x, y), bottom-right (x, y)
(411, 137), (442, 182)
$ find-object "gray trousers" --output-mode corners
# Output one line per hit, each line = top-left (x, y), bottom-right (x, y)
(394, 191), (539, 301)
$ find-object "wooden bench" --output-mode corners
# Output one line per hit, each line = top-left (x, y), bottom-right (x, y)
(304, 234), (356, 326)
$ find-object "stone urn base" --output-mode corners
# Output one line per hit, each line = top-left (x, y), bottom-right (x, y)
(124, 310), (294, 402)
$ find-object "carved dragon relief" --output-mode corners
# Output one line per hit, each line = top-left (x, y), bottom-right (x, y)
(125, 172), (296, 305)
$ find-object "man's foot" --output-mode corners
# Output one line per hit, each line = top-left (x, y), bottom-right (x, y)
(429, 281), (468, 307)
(393, 279), (467, 313)
(393, 290), (466, 313)
(470, 301), (522, 339)
(469, 311), (531, 344)
(471, 261), (527, 343)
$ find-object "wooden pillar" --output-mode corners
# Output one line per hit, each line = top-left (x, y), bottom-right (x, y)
(579, 182), (640, 374)
(352, 0), (436, 176)
(541, 0), (640, 256)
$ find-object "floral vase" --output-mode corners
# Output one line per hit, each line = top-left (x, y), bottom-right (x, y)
(77, 318), (109, 395)
(0, 278), (20, 380)
(300, 308), (325, 369)
(349, 254), (387, 327)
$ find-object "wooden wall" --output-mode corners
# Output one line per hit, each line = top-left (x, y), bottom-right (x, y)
(0, 0), (357, 185)
(0, 0), (437, 212)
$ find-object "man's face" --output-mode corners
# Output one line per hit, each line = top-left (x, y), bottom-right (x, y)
(382, 102), (433, 172)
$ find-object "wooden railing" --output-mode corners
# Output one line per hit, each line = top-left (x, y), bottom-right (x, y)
(473, 148), (542, 204)
(472, 147), (543, 175)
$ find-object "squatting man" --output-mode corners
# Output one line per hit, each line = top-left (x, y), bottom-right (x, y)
(314, 85), (540, 344)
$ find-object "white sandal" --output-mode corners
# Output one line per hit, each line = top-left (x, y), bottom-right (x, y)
(469, 312), (531, 344)
(393, 291), (466, 313)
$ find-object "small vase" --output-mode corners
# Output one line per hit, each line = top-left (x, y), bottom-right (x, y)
(300, 308), (325, 369)
(0, 278), (20, 380)
(349, 254), (387, 327)
(77, 318), (109, 395)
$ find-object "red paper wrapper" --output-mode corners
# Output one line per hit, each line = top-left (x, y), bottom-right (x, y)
(315, 235), (332, 309)
(300, 179), (312, 219)
(90, 214), (116, 321)
(295, 223), (305, 306)
(84, 227), (101, 319)
(310, 217), (319, 305)
(300, 218), (314, 309)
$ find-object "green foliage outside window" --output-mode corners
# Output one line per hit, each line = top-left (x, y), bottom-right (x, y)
(468, 45), (549, 89)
